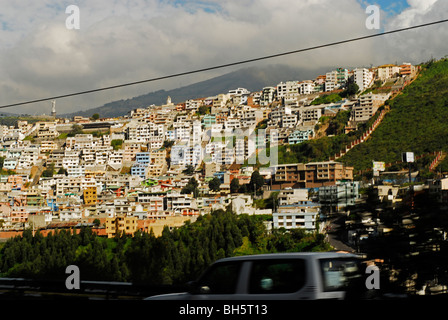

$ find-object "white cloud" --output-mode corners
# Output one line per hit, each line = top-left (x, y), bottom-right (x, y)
(380, 0), (447, 64)
(0, 0), (444, 115)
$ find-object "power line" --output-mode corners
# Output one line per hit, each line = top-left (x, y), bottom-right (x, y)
(1, 18), (448, 110)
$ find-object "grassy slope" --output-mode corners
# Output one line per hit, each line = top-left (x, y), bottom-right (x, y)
(340, 58), (448, 171)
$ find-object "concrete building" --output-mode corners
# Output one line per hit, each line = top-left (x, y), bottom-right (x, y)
(377, 64), (401, 81)
(288, 129), (313, 145)
(318, 181), (360, 212)
(353, 68), (374, 92)
(271, 161), (354, 189)
(305, 161), (354, 188)
(260, 87), (277, 106)
(105, 214), (138, 238)
(273, 203), (320, 231)
(351, 93), (389, 123)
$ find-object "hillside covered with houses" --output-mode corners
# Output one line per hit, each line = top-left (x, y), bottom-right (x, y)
(0, 62), (419, 240)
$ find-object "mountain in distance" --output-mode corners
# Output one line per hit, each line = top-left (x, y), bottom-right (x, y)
(60, 64), (330, 119)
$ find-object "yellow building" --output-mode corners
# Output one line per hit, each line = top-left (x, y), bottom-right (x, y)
(106, 215), (138, 238)
(83, 187), (97, 205)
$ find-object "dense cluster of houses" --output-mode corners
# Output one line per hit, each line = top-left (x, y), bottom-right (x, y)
(0, 62), (420, 239)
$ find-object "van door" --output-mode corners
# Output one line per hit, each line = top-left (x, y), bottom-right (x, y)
(241, 259), (309, 300)
(188, 261), (244, 300)
(318, 258), (365, 300)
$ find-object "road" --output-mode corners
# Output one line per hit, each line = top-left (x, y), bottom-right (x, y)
(325, 215), (356, 253)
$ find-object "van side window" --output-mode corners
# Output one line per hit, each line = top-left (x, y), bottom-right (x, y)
(249, 259), (306, 294)
(195, 262), (241, 294)
(320, 258), (362, 292)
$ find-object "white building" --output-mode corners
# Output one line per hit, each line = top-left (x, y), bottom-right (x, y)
(299, 81), (315, 95)
(63, 150), (80, 169)
(353, 68), (374, 92)
(377, 64), (401, 81)
(260, 87), (277, 106)
(277, 81), (299, 99)
(273, 203), (320, 231)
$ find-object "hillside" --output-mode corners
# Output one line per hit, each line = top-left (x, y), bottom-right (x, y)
(60, 64), (328, 119)
(339, 58), (448, 171)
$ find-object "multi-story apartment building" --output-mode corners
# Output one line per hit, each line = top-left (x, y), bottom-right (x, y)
(36, 122), (59, 139)
(325, 68), (349, 92)
(47, 150), (64, 168)
(10, 206), (29, 224)
(185, 99), (204, 111)
(281, 113), (298, 128)
(40, 141), (58, 153)
(136, 193), (165, 213)
(3, 158), (18, 170)
(122, 143), (141, 163)
(277, 81), (299, 100)
(146, 148), (167, 178)
(260, 87), (277, 106)
(83, 186), (98, 205)
(63, 150), (80, 169)
(67, 165), (85, 177)
(288, 129), (313, 145)
(272, 161), (353, 189)
(300, 106), (322, 123)
(105, 214), (138, 238)
(353, 68), (374, 92)
(131, 163), (148, 179)
(299, 81), (315, 95)
(273, 203), (320, 231)
(318, 181), (360, 211)
(351, 93), (389, 123)
(399, 63), (418, 77)
(377, 64), (401, 81)
(60, 208), (83, 222)
(277, 188), (309, 206)
(305, 161), (354, 188)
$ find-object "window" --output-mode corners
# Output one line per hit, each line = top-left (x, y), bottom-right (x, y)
(320, 258), (362, 292)
(194, 262), (242, 295)
(249, 259), (306, 294)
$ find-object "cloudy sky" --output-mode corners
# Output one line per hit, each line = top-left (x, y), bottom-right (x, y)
(0, 0), (446, 115)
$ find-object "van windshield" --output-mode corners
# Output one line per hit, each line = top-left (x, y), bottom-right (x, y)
(319, 258), (363, 292)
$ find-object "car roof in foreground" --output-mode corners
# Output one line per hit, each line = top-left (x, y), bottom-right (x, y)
(215, 252), (360, 263)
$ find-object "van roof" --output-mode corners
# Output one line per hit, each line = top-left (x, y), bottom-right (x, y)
(216, 252), (360, 263)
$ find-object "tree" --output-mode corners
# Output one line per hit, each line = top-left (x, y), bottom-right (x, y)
(111, 139), (123, 150)
(41, 163), (55, 178)
(181, 177), (199, 197)
(249, 170), (264, 193)
(91, 113), (100, 120)
(68, 124), (83, 137)
(230, 178), (240, 193)
(198, 105), (209, 115)
(208, 177), (221, 192)
(340, 78), (359, 98)
(183, 165), (195, 175)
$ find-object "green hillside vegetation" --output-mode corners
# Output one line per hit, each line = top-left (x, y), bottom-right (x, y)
(310, 93), (342, 105)
(265, 109), (377, 167)
(340, 58), (448, 171)
(0, 210), (330, 285)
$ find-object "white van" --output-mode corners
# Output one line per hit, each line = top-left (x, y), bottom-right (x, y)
(146, 252), (370, 300)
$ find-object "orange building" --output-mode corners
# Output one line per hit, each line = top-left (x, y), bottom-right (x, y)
(83, 187), (97, 205)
